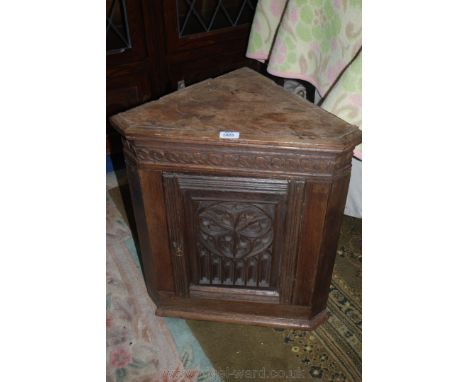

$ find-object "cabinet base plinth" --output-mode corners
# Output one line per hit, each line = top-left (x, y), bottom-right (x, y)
(155, 294), (329, 330)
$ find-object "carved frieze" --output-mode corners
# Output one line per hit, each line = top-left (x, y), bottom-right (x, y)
(124, 141), (335, 175)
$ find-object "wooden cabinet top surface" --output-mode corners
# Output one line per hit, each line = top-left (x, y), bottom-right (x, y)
(111, 68), (361, 152)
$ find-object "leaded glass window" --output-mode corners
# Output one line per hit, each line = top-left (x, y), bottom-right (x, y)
(177, 0), (258, 37)
(107, 0), (132, 54)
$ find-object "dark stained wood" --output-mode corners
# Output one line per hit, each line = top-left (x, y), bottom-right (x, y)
(279, 180), (305, 304)
(189, 285), (280, 304)
(112, 68), (361, 330)
(157, 292), (329, 330)
(162, 174), (190, 297)
(164, 10), (253, 53)
(124, 158), (163, 302)
(310, 173), (352, 317)
(106, 0), (160, 155)
(106, 63), (152, 117)
(164, 36), (259, 89)
(166, 173), (289, 293)
(161, 0), (260, 89)
(129, 164), (175, 295)
(292, 182), (331, 306)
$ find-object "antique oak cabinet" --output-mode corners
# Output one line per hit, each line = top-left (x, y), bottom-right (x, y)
(111, 68), (361, 330)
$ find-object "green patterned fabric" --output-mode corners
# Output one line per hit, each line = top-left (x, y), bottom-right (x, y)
(247, 0), (288, 59)
(247, 0), (361, 97)
(247, 0), (362, 158)
(321, 51), (362, 158)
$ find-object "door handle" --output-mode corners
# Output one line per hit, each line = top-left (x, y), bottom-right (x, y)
(173, 242), (184, 257)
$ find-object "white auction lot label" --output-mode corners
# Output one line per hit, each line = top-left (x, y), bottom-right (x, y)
(219, 131), (240, 139)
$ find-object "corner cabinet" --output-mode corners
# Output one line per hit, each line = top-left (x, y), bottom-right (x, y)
(111, 68), (361, 330)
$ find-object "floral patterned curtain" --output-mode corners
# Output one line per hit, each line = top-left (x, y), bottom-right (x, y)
(246, 0), (362, 158)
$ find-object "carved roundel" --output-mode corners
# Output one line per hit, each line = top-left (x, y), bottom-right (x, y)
(198, 202), (273, 260)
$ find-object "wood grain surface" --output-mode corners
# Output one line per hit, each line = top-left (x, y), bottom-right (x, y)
(111, 68), (361, 151)
(112, 68), (361, 330)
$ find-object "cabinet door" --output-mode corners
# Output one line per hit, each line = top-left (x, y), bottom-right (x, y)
(163, 173), (305, 304)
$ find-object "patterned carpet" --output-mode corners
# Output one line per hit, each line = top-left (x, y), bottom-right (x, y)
(106, 170), (362, 381)
(107, 171), (216, 382)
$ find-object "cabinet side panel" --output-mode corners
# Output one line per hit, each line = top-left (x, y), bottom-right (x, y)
(279, 180), (306, 304)
(125, 160), (160, 300)
(136, 168), (175, 293)
(292, 182), (331, 306)
(162, 175), (190, 297)
(310, 173), (351, 316)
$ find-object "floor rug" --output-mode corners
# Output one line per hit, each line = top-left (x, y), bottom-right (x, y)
(107, 170), (362, 381)
(107, 171), (219, 382)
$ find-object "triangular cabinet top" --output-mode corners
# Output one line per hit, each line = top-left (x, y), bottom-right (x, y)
(111, 68), (361, 153)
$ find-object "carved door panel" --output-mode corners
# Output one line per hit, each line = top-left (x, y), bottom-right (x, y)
(162, 173), (305, 304)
